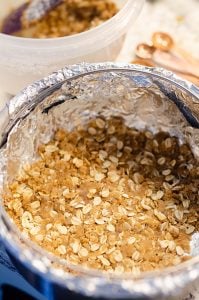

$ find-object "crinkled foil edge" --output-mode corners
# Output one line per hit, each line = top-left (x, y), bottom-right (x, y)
(0, 63), (197, 148)
(8, 62), (199, 116)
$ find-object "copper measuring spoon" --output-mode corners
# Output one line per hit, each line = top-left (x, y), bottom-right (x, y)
(132, 57), (199, 86)
(152, 32), (199, 75)
(136, 39), (199, 80)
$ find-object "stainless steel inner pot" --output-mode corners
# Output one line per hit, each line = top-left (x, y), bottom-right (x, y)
(0, 63), (199, 300)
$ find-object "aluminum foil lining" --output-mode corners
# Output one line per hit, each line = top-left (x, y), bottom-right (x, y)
(0, 63), (199, 299)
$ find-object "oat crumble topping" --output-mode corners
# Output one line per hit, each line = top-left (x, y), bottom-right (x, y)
(4, 116), (199, 274)
(16, 0), (118, 38)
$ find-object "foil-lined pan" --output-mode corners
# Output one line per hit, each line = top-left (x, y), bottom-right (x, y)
(0, 63), (199, 299)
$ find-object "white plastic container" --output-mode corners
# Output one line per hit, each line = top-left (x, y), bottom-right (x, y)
(0, 0), (144, 95)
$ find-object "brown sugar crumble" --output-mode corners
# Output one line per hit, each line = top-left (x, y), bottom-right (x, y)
(4, 116), (199, 275)
(16, 0), (118, 38)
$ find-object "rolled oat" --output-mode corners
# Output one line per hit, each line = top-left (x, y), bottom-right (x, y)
(4, 116), (199, 274)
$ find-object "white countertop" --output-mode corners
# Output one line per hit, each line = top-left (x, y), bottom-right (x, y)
(118, 0), (199, 62)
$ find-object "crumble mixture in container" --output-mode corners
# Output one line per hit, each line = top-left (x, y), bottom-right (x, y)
(2, 0), (118, 38)
(0, 0), (143, 94)
(3, 116), (198, 274)
(0, 63), (199, 299)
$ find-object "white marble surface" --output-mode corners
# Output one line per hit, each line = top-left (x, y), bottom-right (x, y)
(0, 0), (199, 298)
